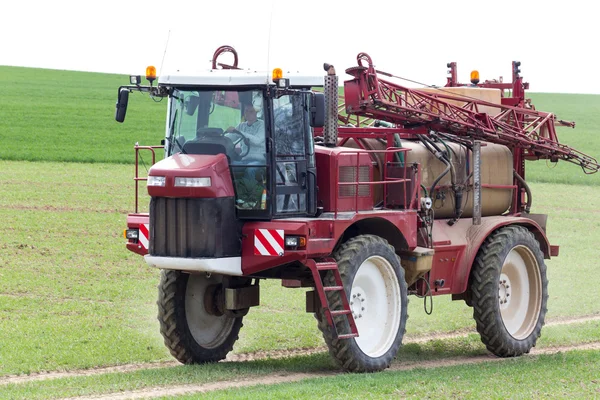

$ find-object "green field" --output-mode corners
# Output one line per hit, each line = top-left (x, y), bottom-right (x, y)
(0, 65), (599, 398)
(1, 66), (598, 183)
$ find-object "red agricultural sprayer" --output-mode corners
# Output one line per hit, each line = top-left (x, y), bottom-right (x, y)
(115, 46), (599, 372)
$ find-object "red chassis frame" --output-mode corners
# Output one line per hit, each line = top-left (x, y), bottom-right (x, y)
(125, 133), (556, 298)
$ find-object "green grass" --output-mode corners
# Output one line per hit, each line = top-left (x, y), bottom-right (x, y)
(0, 159), (599, 377)
(526, 93), (600, 186)
(0, 66), (165, 164)
(1, 321), (598, 400)
(174, 350), (600, 400)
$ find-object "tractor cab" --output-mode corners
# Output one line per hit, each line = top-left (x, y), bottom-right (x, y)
(116, 68), (325, 230)
(163, 82), (323, 219)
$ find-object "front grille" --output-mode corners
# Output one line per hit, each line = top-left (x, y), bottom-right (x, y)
(149, 197), (242, 258)
(338, 166), (371, 197)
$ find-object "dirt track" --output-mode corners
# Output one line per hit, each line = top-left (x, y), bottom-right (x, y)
(1, 313), (598, 397)
(57, 342), (600, 400)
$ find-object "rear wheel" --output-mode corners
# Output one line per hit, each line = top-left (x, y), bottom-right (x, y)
(317, 235), (408, 372)
(471, 226), (548, 357)
(157, 270), (243, 364)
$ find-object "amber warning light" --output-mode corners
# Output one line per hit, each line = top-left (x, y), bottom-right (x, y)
(146, 66), (157, 84)
(272, 68), (289, 88)
(470, 70), (480, 85)
(272, 68), (283, 80)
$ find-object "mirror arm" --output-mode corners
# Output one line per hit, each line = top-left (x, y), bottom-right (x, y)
(117, 85), (168, 97)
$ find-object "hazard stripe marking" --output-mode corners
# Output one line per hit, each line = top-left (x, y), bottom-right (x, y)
(254, 229), (284, 256)
(139, 223), (149, 250)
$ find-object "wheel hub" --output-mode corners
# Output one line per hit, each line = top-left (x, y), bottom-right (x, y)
(350, 288), (367, 319)
(498, 273), (512, 309)
(203, 284), (225, 316)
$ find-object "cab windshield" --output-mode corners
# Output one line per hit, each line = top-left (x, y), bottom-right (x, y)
(168, 89), (267, 210)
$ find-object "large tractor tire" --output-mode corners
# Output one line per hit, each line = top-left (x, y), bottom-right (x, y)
(317, 235), (408, 372)
(471, 225), (548, 357)
(157, 270), (243, 364)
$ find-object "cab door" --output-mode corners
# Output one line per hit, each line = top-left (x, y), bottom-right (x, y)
(271, 94), (313, 217)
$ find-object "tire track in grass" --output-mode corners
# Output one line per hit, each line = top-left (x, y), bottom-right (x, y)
(1, 313), (598, 387)
(59, 342), (600, 400)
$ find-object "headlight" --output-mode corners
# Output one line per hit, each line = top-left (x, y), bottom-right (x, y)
(174, 177), (211, 187)
(285, 236), (306, 249)
(147, 176), (166, 187)
(124, 229), (139, 240)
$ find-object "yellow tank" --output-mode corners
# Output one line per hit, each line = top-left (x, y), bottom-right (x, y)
(401, 140), (513, 218)
(341, 138), (513, 218)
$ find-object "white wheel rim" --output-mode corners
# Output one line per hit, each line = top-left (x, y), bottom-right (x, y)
(351, 255), (401, 358)
(185, 274), (235, 349)
(499, 245), (542, 339)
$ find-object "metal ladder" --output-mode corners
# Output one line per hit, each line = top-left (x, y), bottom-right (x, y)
(307, 259), (358, 339)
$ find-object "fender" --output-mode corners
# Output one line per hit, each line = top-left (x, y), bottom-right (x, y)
(240, 212), (418, 276)
(449, 215), (554, 294)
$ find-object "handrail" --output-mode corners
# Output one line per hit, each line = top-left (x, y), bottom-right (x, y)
(332, 147), (416, 218)
(134, 145), (163, 213)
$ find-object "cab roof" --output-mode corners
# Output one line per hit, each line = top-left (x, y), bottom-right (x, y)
(158, 68), (324, 87)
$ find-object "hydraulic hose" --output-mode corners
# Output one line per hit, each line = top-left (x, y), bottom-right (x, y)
(417, 135), (452, 200)
(513, 170), (532, 213)
(429, 160), (451, 201)
(420, 134), (464, 222)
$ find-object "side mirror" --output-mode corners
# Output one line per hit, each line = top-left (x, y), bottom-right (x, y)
(115, 89), (130, 123)
(309, 93), (325, 127)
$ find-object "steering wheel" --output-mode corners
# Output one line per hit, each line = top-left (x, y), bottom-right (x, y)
(226, 129), (250, 158)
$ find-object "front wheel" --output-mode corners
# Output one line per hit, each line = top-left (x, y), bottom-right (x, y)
(317, 235), (408, 372)
(157, 270), (243, 364)
(471, 225), (548, 357)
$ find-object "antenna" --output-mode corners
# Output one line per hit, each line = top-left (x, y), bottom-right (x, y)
(266, 0), (275, 79)
(159, 30), (171, 77)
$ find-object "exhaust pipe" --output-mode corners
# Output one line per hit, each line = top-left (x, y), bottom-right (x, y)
(323, 63), (338, 147)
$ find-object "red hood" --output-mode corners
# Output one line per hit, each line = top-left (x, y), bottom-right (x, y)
(147, 153), (234, 198)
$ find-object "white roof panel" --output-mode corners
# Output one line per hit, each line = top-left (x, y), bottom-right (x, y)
(158, 69), (323, 87)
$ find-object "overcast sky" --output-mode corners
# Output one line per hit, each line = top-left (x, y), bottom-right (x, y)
(1, 0), (598, 94)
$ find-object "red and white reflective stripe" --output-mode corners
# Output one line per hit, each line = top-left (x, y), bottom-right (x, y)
(139, 224), (150, 251)
(254, 229), (284, 256)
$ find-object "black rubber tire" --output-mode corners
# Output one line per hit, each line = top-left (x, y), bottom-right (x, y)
(157, 270), (243, 364)
(316, 235), (408, 372)
(471, 225), (548, 357)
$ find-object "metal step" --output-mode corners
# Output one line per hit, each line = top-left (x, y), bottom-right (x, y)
(305, 259), (359, 340)
(330, 309), (352, 316)
(316, 263), (338, 271)
(337, 333), (359, 339)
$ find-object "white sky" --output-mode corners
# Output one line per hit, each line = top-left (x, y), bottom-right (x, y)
(1, 0), (598, 94)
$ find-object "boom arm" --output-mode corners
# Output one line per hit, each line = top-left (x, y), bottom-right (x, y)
(343, 53), (599, 174)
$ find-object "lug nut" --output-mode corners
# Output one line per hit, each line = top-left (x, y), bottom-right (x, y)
(362, 307), (365, 311)
(353, 294), (356, 298)
(357, 293), (361, 297)
(350, 301), (354, 305)
(506, 293), (510, 297)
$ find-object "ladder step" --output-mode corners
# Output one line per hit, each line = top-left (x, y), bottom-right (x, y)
(324, 286), (344, 291)
(330, 309), (352, 316)
(337, 333), (359, 339)
(316, 263), (338, 270)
